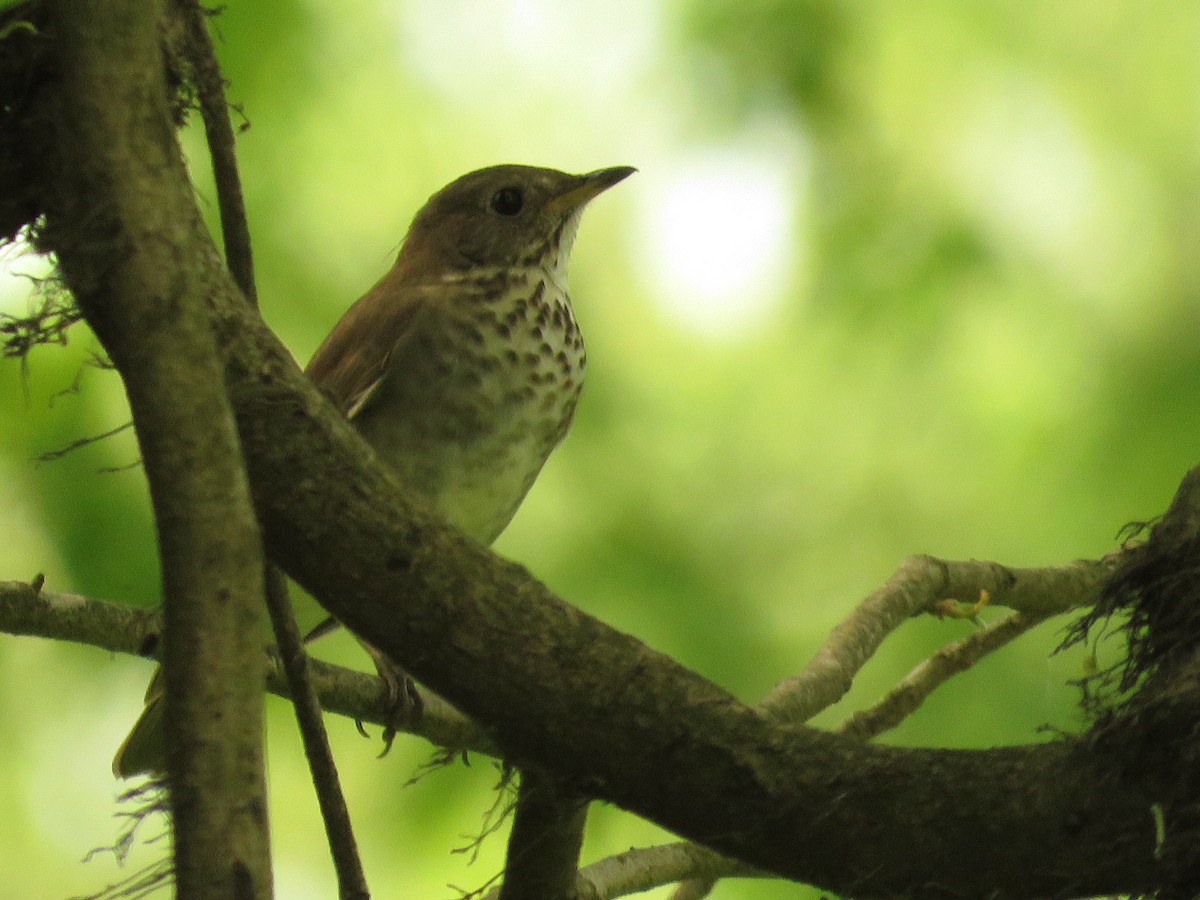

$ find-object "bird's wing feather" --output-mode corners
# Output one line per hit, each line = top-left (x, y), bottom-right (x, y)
(304, 275), (429, 420)
(305, 274), (495, 420)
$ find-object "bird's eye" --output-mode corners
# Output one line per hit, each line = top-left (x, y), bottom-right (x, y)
(489, 186), (524, 217)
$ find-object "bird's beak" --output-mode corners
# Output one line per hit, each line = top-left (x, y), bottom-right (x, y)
(547, 166), (637, 215)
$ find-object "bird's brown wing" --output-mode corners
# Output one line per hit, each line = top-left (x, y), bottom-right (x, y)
(300, 272), (430, 649)
(304, 272), (429, 420)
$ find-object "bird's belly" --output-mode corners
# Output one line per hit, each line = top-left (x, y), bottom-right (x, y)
(424, 429), (569, 544)
(355, 276), (585, 544)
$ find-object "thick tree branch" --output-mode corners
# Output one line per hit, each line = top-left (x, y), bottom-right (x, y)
(498, 768), (589, 900)
(196, 275), (1165, 895)
(669, 566), (1082, 898)
(39, 4), (272, 894)
(0, 549), (1084, 898)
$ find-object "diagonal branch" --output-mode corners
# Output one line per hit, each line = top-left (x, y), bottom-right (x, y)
(758, 553), (1116, 723)
(204, 274), (1163, 895)
(838, 607), (1058, 741)
(177, 0), (255, 304)
(670, 557), (1098, 899)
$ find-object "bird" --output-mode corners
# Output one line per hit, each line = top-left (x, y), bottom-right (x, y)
(113, 163), (636, 777)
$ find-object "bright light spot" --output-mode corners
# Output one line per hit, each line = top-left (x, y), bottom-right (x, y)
(0, 239), (50, 315)
(633, 143), (805, 339)
(946, 73), (1151, 312)
(398, 0), (660, 108)
(954, 84), (1097, 256)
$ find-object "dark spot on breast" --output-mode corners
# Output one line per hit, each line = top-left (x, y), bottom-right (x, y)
(450, 320), (486, 346)
(504, 386), (538, 404)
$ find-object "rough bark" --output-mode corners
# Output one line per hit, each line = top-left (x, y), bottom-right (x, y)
(37, 2), (272, 897)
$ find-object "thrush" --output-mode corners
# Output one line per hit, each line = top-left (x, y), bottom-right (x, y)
(114, 163), (635, 777)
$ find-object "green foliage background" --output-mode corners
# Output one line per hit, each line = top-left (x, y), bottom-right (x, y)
(2, 2), (1198, 897)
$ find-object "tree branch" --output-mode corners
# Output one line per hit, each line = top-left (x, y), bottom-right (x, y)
(498, 768), (589, 900)
(574, 844), (757, 900)
(759, 553), (1115, 723)
(0, 545), (1089, 898)
(838, 607), (1058, 741)
(171, 4), (369, 891)
(177, 0), (255, 304)
(0, 579), (491, 755)
(263, 567), (369, 900)
(201, 268), (1162, 895)
(40, 1), (271, 895)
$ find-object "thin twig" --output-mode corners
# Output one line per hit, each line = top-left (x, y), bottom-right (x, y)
(838, 608), (1057, 741)
(758, 554), (1114, 723)
(0, 579), (491, 753)
(180, 0), (255, 303)
(36, 420), (133, 462)
(179, 3), (367, 892)
(574, 843), (759, 900)
(264, 567), (370, 899)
